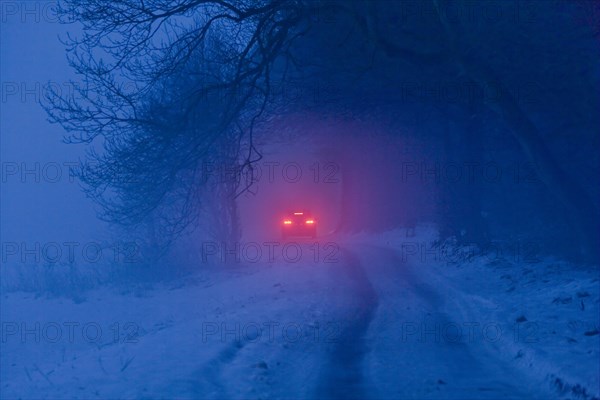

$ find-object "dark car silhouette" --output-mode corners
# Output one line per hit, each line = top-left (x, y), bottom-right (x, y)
(281, 210), (317, 239)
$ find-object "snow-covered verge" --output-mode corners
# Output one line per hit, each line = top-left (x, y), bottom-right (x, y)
(2, 227), (597, 399)
(347, 226), (599, 400)
(1, 261), (123, 300)
(434, 255), (600, 400)
(0, 242), (347, 399)
(0, 242), (196, 298)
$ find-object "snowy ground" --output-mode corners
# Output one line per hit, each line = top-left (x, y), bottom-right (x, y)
(1, 228), (598, 399)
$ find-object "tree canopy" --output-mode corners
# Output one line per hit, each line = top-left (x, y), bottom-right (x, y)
(45, 0), (600, 262)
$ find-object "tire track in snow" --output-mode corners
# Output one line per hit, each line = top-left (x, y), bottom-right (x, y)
(167, 340), (246, 399)
(359, 244), (545, 399)
(315, 249), (379, 400)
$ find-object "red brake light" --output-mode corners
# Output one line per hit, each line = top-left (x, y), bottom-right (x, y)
(293, 212), (303, 215)
(283, 220), (292, 225)
(305, 219), (314, 224)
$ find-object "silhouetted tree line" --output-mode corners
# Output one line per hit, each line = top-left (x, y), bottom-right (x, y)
(45, 0), (599, 263)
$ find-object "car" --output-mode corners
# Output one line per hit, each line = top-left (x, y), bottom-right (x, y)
(281, 210), (317, 239)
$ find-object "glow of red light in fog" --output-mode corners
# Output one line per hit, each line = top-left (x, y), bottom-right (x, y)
(283, 220), (292, 225)
(293, 212), (304, 215)
(305, 219), (314, 224)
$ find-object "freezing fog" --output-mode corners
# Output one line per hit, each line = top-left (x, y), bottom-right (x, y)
(1, 1), (599, 400)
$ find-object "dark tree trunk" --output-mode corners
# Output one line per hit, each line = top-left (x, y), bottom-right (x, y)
(464, 58), (599, 262)
(429, 3), (599, 262)
(438, 100), (489, 247)
(461, 98), (489, 245)
(334, 153), (354, 233)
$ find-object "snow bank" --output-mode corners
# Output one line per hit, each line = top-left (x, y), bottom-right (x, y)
(0, 242), (346, 399)
(351, 225), (599, 400)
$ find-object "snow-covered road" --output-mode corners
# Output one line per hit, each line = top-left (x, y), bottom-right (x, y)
(1, 235), (597, 399)
(314, 249), (379, 400)
(350, 244), (548, 399)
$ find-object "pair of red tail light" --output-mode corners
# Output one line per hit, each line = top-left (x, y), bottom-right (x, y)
(283, 211), (315, 225)
(283, 219), (315, 225)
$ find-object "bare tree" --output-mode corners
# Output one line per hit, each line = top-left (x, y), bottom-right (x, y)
(45, 0), (598, 261)
(44, 0), (313, 241)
